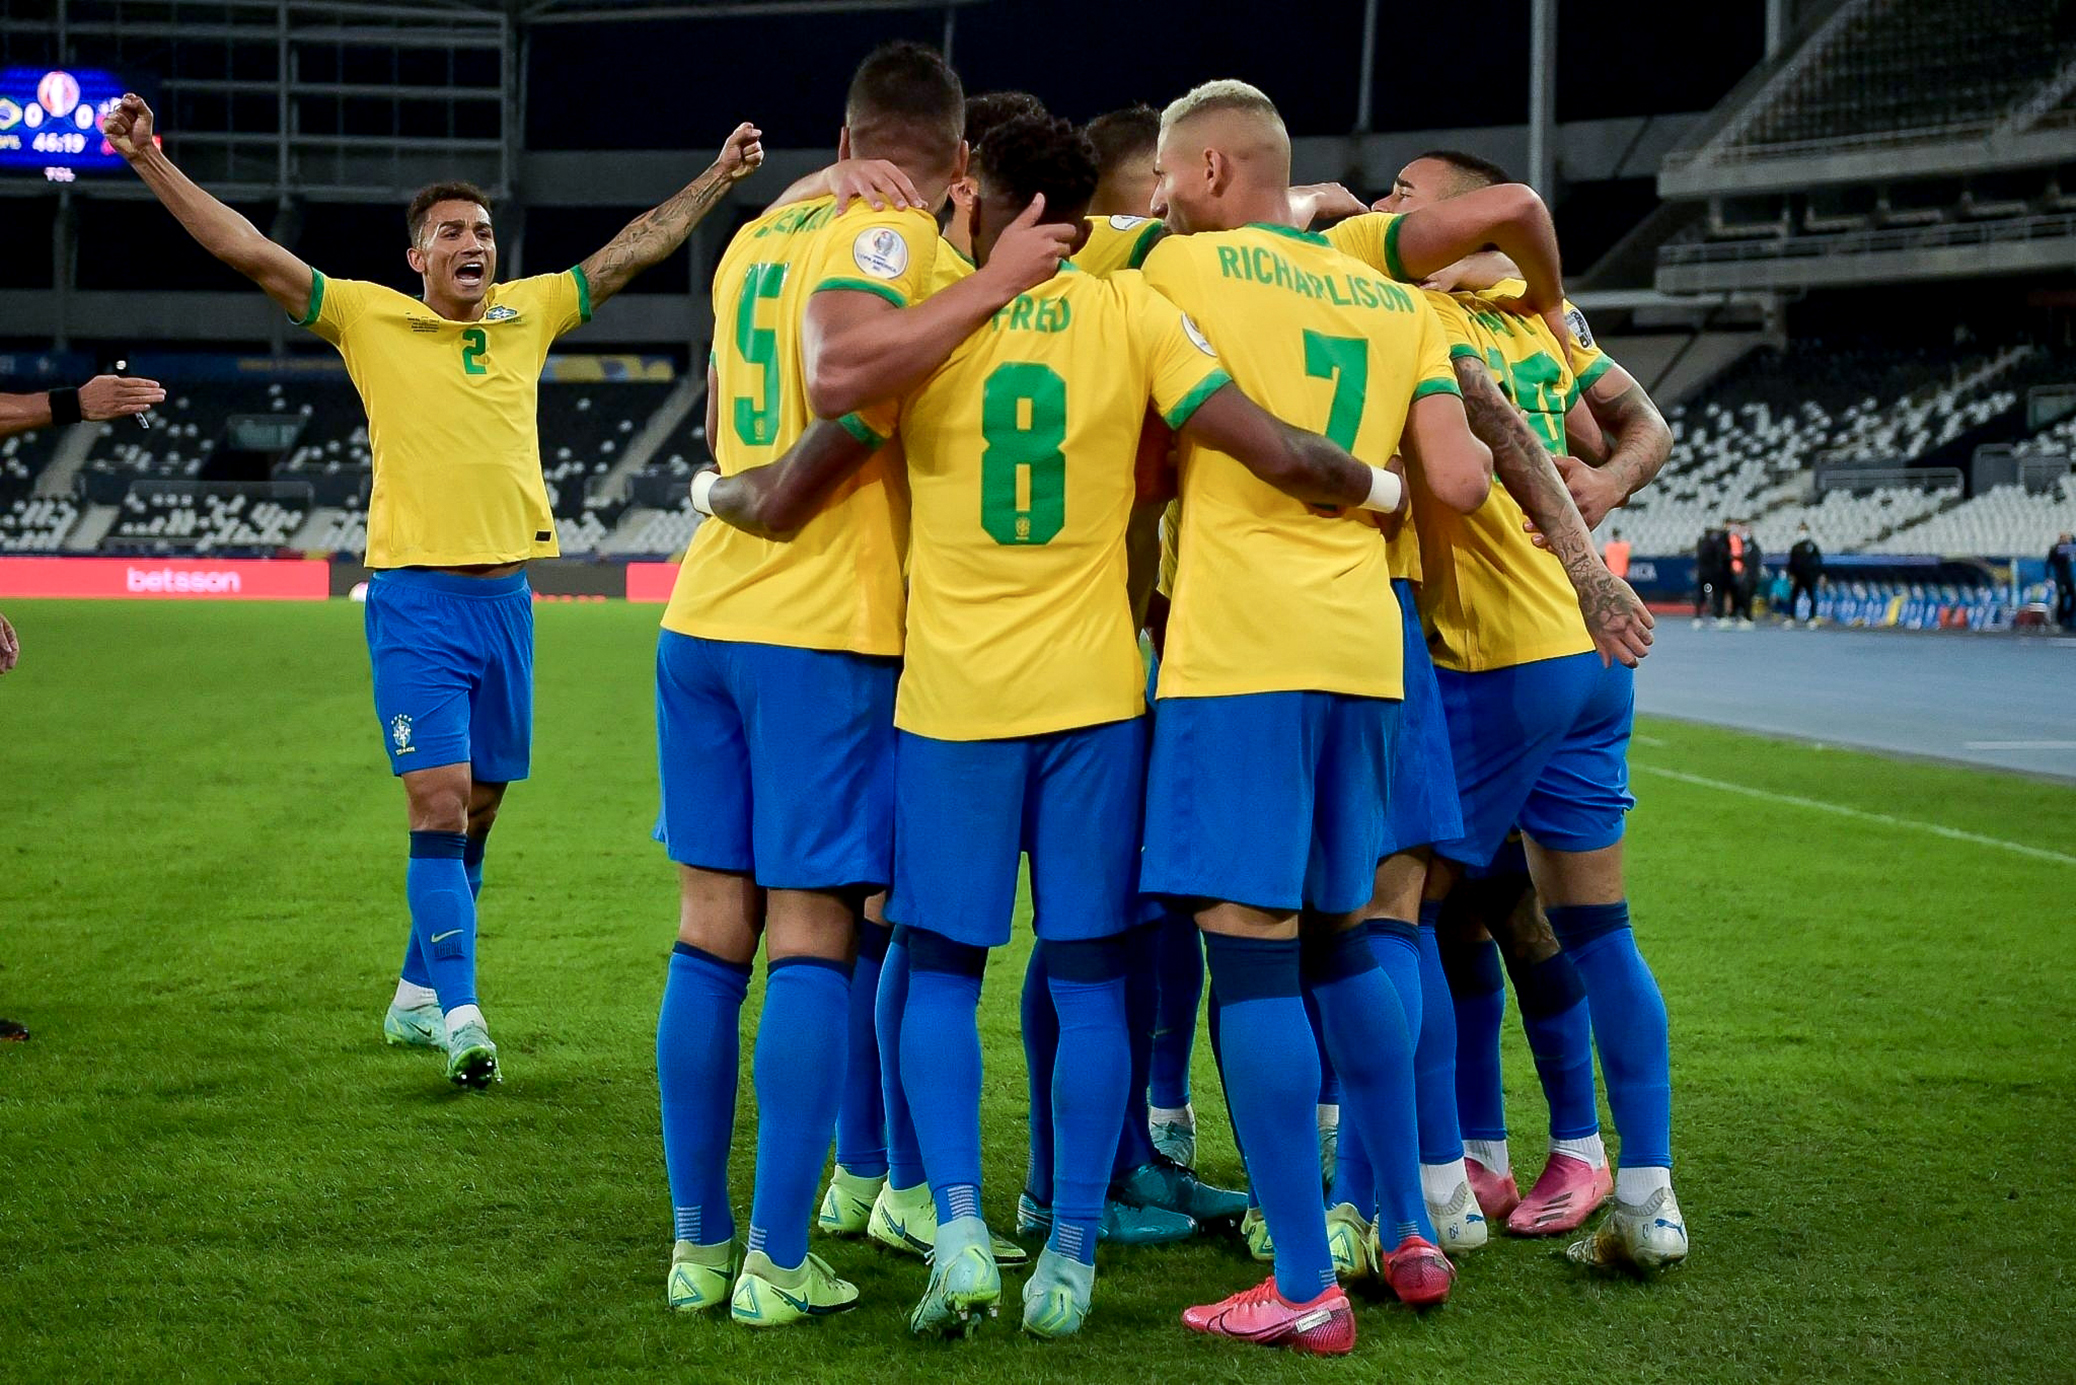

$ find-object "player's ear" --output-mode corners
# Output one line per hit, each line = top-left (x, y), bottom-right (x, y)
(1204, 147), (1229, 197)
(1066, 217), (1092, 257)
(838, 125), (852, 160)
(951, 139), (970, 183)
(406, 242), (426, 275)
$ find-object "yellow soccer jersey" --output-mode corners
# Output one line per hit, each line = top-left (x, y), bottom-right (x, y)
(930, 236), (975, 294)
(1076, 215), (1168, 276)
(662, 196), (938, 654)
(1139, 224), (1460, 701)
(1413, 288), (1596, 673)
(887, 265), (1229, 740)
(298, 268), (589, 568)
(1477, 277), (1613, 393)
(1155, 499), (1180, 599)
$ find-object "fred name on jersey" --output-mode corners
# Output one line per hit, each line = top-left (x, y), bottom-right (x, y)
(1215, 241), (1417, 313)
(989, 291), (1074, 334)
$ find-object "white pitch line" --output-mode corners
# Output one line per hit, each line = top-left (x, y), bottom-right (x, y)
(1964, 740), (2076, 751)
(1632, 763), (2076, 867)
(1632, 733), (1670, 748)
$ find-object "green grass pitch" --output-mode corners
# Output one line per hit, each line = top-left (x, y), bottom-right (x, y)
(3, 599), (2073, 1382)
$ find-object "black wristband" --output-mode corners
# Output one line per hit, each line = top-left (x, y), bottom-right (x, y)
(48, 386), (82, 426)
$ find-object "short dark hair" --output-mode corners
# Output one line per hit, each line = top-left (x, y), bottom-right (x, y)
(974, 113), (1099, 220)
(965, 91), (1047, 157)
(845, 41), (965, 167)
(1416, 148), (1512, 191)
(406, 181), (492, 247)
(1084, 104), (1159, 179)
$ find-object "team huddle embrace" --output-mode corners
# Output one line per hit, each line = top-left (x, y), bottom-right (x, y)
(110, 33), (1683, 1360)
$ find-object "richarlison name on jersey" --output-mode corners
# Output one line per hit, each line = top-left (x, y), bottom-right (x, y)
(1215, 243), (1417, 313)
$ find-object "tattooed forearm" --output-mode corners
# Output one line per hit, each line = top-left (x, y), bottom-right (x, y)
(1590, 380), (1673, 501)
(580, 165), (732, 305)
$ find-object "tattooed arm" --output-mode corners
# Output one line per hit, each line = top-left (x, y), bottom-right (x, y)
(1454, 358), (1654, 667)
(580, 123), (763, 307)
(1559, 361), (1674, 528)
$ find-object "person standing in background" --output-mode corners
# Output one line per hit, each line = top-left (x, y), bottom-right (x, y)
(1602, 528), (1631, 581)
(1788, 524), (1824, 625)
(1694, 524), (1727, 626)
(1738, 525), (1763, 625)
(2049, 533), (2075, 630)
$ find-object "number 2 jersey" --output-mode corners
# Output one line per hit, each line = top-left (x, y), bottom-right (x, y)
(297, 268), (590, 568)
(1138, 223), (1459, 703)
(860, 264), (1230, 741)
(663, 195), (939, 654)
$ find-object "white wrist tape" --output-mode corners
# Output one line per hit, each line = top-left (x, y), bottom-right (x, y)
(1358, 466), (1402, 514)
(689, 470), (718, 516)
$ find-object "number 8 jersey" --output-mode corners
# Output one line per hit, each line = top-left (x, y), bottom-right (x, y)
(860, 262), (1230, 741)
(663, 195), (939, 655)
(1139, 223), (1459, 703)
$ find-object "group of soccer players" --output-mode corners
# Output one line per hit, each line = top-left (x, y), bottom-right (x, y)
(108, 34), (1684, 1358)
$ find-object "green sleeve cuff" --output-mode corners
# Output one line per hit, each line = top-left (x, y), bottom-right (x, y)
(570, 264), (593, 323)
(1412, 376), (1462, 401)
(814, 277), (908, 309)
(837, 413), (888, 446)
(1163, 370), (1231, 430)
(1575, 355), (1612, 392)
(1128, 222), (1169, 269)
(1447, 343), (1483, 360)
(1382, 215), (1409, 284)
(294, 270), (325, 328)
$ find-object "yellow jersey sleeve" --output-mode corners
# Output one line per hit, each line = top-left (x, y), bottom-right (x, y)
(492, 268), (592, 344)
(1077, 215), (1168, 277)
(806, 207), (939, 308)
(296, 273), (380, 347)
(1323, 212), (1408, 281)
(1413, 299), (1463, 401)
(1118, 273), (1232, 430)
(1562, 299), (1612, 391)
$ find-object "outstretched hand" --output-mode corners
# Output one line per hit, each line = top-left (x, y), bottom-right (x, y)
(1290, 182), (1368, 227)
(716, 123), (764, 182)
(77, 374), (166, 423)
(102, 93), (156, 160)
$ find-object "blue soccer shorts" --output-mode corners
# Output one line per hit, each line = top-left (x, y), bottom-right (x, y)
(1432, 651), (1636, 869)
(364, 567), (533, 783)
(1378, 578), (1465, 858)
(1141, 690), (1399, 916)
(887, 716), (1147, 948)
(654, 630), (899, 892)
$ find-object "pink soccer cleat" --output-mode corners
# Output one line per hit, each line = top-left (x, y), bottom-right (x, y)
(1506, 1153), (1613, 1237)
(1465, 1155), (1521, 1225)
(1380, 1234), (1456, 1307)
(1181, 1276), (1356, 1356)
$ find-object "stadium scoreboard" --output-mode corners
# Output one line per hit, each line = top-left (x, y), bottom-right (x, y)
(0, 67), (152, 182)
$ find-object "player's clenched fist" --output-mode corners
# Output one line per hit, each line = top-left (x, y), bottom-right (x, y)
(102, 93), (156, 160)
(717, 123), (765, 182)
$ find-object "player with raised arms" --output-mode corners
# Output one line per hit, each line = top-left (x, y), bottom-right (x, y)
(1134, 79), (1494, 1353)
(691, 109), (1427, 1340)
(101, 92), (760, 1090)
(650, 42), (1075, 1328)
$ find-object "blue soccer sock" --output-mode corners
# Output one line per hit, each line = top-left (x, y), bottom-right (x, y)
(1441, 932), (1508, 1144)
(876, 928), (926, 1189)
(1367, 918), (1423, 1045)
(1204, 932), (1332, 1302)
(1413, 903), (1467, 1166)
(464, 833), (487, 901)
(1149, 912), (1203, 1109)
(900, 930), (988, 1226)
(401, 833), (488, 992)
(658, 942), (748, 1248)
(1305, 988), (1342, 1110)
(1203, 987), (1255, 1207)
(1329, 1121), (1377, 1219)
(406, 831), (477, 1013)
(1304, 926), (1433, 1246)
(1046, 938), (1130, 1267)
(747, 956), (850, 1270)
(834, 919), (892, 1179)
(1547, 901), (1672, 1170)
(1020, 946), (1059, 1203)
(1504, 945), (1600, 1142)
(1112, 925), (1158, 1179)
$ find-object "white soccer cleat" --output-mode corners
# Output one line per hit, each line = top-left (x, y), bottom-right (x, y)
(1425, 1177), (1489, 1252)
(1565, 1186), (1689, 1274)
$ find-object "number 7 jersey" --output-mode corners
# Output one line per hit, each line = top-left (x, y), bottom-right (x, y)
(662, 194), (939, 654)
(1138, 224), (1460, 702)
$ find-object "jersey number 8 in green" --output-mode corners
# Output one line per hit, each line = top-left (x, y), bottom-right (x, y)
(460, 328), (488, 376)
(980, 362), (1068, 546)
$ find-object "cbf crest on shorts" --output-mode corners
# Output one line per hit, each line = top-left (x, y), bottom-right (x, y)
(390, 713), (416, 756)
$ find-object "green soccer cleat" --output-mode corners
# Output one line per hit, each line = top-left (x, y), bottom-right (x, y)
(1017, 1190), (1052, 1239)
(729, 1249), (859, 1328)
(909, 1217), (1001, 1338)
(1325, 1202), (1377, 1284)
(667, 1238), (734, 1313)
(870, 1181), (1028, 1265)
(1241, 1205), (1274, 1262)
(817, 1166), (885, 1238)
(383, 998), (446, 1050)
(1017, 1191), (1198, 1245)
(443, 1020), (499, 1089)
(1021, 1248), (1096, 1340)
(1114, 1155), (1249, 1227)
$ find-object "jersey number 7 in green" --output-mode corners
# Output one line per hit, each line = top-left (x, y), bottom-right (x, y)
(460, 328), (488, 376)
(980, 361), (1067, 546)
(1303, 331), (1368, 451)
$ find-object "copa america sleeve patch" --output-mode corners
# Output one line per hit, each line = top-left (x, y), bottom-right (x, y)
(1109, 214), (1148, 230)
(1181, 313), (1216, 356)
(1564, 304), (1595, 348)
(852, 226), (912, 280)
